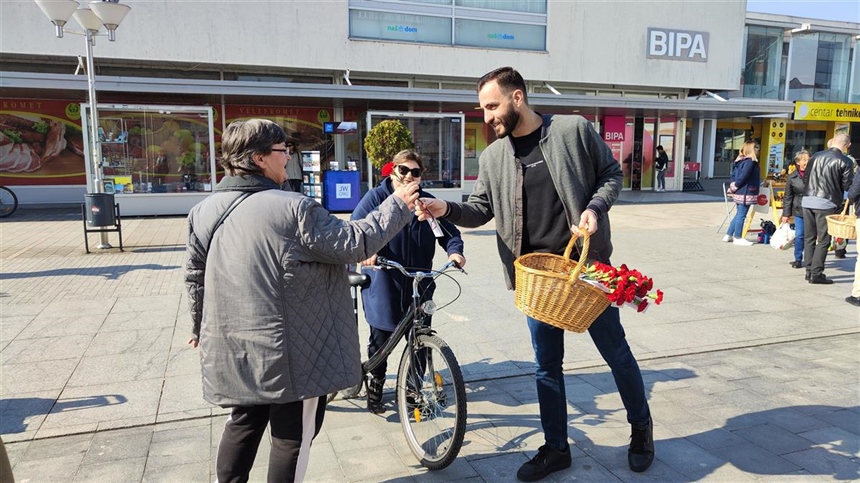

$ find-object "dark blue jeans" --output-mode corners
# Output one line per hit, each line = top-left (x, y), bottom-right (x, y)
(793, 216), (804, 263)
(527, 306), (650, 449)
(727, 203), (751, 238)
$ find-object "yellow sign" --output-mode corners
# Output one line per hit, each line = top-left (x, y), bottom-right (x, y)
(794, 102), (860, 122)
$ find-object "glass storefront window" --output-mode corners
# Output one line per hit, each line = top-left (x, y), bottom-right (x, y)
(367, 113), (464, 190)
(455, 0), (547, 14)
(714, 127), (752, 177)
(82, 105), (217, 195)
(349, 10), (452, 45)
(348, 0), (546, 50)
(786, 32), (852, 102)
(851, 45), (860, 103)
(742, 26), (783, 99)
(454, 18), (546, 51)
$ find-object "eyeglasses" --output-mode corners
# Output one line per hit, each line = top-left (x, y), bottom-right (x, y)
(270, 148), (289, 153)
(394, 165), (422, 178)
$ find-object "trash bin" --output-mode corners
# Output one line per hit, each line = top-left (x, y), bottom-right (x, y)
(84, 193), (116, 226)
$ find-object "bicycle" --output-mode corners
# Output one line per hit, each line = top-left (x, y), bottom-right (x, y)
(0, 186), (18, 218)
(330, 257), (468, 470)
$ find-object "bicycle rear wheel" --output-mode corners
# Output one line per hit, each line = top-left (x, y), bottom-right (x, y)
(396, 334), (466, 470)
(0, 187), (18, 218)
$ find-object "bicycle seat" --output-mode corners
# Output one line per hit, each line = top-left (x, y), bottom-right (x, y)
(347, 271), (371, 289)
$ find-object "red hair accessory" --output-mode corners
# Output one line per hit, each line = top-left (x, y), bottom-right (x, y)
(381, 162), (394, 177)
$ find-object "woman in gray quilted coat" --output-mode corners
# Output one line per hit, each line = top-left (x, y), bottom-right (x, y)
(184, 119), (419, 483)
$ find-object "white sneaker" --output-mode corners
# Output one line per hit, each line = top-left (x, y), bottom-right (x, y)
(733, 238), (754, 246)
(722, 235), (733, 242)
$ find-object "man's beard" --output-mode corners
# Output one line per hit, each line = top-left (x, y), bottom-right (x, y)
(493, 108), (520, 139)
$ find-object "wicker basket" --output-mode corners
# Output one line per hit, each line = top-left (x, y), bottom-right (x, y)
(514, 232), (610, 333)
(826, 200), (856, 240)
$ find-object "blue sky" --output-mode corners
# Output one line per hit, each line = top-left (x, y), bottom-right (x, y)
(746, 0), (860, 23)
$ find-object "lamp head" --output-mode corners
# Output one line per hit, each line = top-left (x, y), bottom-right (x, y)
(89, 0), (130, 41)
(35, 0), (80, 38)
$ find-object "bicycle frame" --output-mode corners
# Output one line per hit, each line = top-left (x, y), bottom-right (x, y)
(361, 259), (454, 376)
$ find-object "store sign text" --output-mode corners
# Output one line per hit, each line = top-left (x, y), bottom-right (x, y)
(647, 28), (709, 63)
(388, 25), (418, 33)
(794, 102), (860, 122)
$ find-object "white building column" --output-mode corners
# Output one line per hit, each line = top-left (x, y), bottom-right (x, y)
(701, 119), (717, 179)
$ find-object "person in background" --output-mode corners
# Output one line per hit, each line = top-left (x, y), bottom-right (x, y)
(781, 149), (810, 268)
(350, 149), (466, 414)
(801, 134), (853, 284)
(415, 67), (654, 481)
(845, 161), (860, 306)
(654, 145), (669, 192)
(184, 119), (419, 482)
(285, 140), (304, 193)
(723, 141), (761, 246)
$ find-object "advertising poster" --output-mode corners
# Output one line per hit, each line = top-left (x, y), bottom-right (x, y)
(0, 99), (86, 185)
(225, 106), (331, 159)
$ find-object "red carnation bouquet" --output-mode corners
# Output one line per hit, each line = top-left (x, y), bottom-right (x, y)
(579, 262), (664, 313)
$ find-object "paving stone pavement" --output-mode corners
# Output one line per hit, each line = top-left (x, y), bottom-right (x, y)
(1, 192), (858, 482)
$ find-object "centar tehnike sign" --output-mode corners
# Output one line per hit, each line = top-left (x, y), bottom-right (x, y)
(647, 28), (709, 63)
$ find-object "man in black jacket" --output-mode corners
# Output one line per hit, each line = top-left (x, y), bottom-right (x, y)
(845, 159), (860, 306)
(801, 134), (853, 284)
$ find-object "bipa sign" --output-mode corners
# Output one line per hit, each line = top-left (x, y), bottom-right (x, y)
(647, 28), (709, 62)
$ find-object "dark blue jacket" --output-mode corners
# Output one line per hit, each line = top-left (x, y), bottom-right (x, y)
(729, 157), (760, 205)
(351, 179), (464, 331)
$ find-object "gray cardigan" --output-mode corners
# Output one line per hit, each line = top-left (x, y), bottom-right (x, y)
(185, 175), (412, 406)
(446, 114), (622, 289)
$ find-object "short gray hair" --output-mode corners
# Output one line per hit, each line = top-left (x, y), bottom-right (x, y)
(830, 133), (851, 151)
(220, 119), (287, 175)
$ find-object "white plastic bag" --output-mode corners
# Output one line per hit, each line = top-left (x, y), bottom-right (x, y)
(770, 222), (796, 250)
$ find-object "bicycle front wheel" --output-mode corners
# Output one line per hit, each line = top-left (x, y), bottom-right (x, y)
(396, 334), (466, 470)
(0, 187), (18, 218)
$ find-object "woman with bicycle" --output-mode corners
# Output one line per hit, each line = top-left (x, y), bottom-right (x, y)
(351, 149), (466, 414)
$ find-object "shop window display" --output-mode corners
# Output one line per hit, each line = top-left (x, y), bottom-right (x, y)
(85, 107), (218, 195)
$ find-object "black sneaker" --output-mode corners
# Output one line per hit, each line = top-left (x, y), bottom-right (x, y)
(790, 260), (803, 269)
(366, 376), (385, 414)
(516, 444), (571, 482)
(835, 249), (846, 259)
(845, 296), (860, 307)
(628, 418), (654, 472)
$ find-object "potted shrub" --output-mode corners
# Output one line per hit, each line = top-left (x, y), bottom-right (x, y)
(364, 120), (414, 170)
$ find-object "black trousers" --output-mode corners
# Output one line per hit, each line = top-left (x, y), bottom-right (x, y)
(367, 323), (432, 389)
(368, 326), (394, 380)
(803, 207), (838, 276)
(216, 397), (326, 483)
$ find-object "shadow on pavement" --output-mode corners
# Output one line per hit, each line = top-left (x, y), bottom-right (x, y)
(0, 263), (179, 281)
(130, 245), (186, 254)
(382, 404), (859, 482)
(0, 394), (128, 434)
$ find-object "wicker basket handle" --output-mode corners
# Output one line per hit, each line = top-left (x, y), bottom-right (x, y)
(562, 231), (590, 285)
(841, 198), (851, 216)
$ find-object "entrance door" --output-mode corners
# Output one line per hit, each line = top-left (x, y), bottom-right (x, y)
(366, 112), (465, 201)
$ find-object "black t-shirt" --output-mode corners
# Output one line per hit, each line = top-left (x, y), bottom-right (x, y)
(512, 126), (570, 256)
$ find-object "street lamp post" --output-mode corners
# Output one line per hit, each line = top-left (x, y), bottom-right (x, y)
(35, 0), (130, 249)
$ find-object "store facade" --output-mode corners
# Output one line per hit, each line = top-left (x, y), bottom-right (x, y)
(1, 1), (857, 213)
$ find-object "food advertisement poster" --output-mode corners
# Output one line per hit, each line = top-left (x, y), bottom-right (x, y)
(0, 99), (87, 185)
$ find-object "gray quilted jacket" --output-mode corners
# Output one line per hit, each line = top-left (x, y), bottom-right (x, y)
(185, 174), (412, 406)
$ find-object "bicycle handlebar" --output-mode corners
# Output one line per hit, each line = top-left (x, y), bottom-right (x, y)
(374, 257), (467, 278)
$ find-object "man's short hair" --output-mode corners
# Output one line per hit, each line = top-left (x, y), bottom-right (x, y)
(831, 133), (851, 151)
(477, 66), (528, 103)
(220, 119), (287, 175)
(656, 145), (664, 151)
